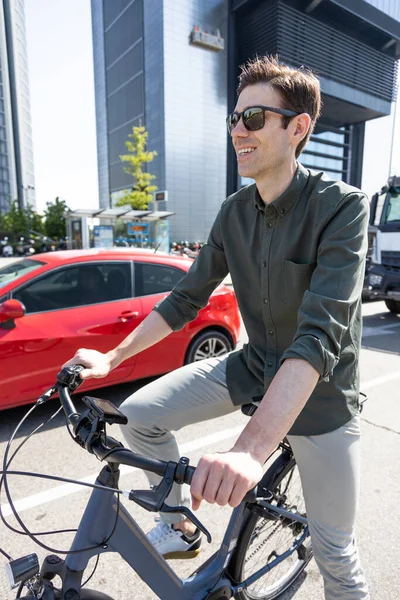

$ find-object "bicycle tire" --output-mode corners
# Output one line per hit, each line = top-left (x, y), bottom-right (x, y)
(19, 590), (115, 600)
(230, 451), (312, 600)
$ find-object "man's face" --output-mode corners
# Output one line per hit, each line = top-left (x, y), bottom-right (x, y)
(231, 84), (294, 181)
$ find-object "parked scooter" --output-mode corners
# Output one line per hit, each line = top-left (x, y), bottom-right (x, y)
(1, 237), (13, 257)
(39, 237), (55, 253)
(58, 238), (68, 250)
(15, 236), (35, 256)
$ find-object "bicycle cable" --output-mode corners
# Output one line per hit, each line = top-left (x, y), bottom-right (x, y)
(0, 394), (123, 555)
(0, 403), (78, 538)
(81, 554), (100, 588)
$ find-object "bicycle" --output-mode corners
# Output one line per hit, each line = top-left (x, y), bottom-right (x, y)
(1, 365), (312, 600)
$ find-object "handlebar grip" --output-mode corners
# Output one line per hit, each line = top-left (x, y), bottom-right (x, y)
(184, 465), (196, 486)
(58, 385), (80, 428)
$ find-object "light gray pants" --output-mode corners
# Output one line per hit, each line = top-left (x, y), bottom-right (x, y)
(120, 355), (369, 600)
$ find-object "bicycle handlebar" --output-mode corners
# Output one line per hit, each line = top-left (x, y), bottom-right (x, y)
(57, 384), (196, 486)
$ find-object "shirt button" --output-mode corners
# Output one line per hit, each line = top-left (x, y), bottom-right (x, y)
(280, 208), (286, 215)
(262, 261), (267, 267)
(267, 222), (273, 228)
(268, 362), (273, 367)
(268, 329), (274, 336)
(263, 298), (268, 304)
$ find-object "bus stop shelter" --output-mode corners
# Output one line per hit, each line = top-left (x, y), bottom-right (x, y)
(65, 206), (175, 252)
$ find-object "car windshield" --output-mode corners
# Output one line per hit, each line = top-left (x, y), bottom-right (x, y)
(0, 259), (45, 289)
(384, 192), (400, 224)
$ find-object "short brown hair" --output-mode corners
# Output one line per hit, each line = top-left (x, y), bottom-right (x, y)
(237, 55), (321, 157)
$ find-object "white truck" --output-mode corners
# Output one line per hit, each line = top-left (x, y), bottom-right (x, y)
(368, 175), (400, 313)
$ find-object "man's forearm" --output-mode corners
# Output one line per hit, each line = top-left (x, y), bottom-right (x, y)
(233, 358), (320, 464)
(107, 310), (173, 370)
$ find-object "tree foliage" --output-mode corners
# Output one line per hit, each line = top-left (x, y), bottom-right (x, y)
(116, 126), (158, 210)
(0, 198), (69, 241)
(0, 200), (27, 235)
(44, 197), (70, 239)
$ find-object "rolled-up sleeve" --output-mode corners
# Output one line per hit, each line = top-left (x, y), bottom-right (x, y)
(154, 208), (229, 331)
(280, 192), (369, 380)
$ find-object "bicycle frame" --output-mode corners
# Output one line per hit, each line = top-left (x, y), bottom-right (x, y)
(39, 461), (309, 600)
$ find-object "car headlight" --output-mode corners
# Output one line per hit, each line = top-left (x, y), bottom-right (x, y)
(369, 273), (382, 286)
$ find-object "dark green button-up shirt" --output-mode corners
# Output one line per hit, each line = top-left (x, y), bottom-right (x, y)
(154, 163), (369, 435)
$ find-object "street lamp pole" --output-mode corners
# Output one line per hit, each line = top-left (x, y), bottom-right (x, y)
(24, 184), (35, 234)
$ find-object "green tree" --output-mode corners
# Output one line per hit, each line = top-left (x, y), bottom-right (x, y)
(116, 125), (158, 210)
(44, 197), (70, 239)
(1, 200), (27, 236)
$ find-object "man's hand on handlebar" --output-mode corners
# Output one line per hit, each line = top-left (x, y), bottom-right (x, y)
(62, 348), (112, 380)
(190, 450), (264, 510)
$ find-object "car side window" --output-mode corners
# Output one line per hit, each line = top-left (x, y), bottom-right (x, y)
(135, 262), (185, 297)
(12, 262), (132, 313)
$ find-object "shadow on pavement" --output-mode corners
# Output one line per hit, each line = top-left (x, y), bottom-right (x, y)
(0, 377), (159, 443)
(362, 309), (400, 355)
(277, 570), (308, 599)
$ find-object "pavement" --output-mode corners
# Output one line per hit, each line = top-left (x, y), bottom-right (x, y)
(0, 256), (400, 598)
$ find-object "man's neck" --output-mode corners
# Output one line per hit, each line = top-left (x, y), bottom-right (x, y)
(256, 159), (298, 205)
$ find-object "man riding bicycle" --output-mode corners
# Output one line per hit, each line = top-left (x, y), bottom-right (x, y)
(65, 56), (369, 599)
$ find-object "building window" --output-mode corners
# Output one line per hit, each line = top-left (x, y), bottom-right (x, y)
(301, 125), (349, 182)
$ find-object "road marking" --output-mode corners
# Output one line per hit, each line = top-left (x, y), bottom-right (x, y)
(3, 369), (400, 517)
(362, 371), (400, 390)
(1, 427), (243, 517)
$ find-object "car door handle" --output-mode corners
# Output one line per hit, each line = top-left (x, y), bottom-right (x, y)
(118, 311), (140, 322)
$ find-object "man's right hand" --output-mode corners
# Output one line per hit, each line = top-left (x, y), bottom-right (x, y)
(62, 349), (112, 380)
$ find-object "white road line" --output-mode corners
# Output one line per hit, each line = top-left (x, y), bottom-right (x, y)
(2, 369), (400, 517)
(1, 427), (243, 517)
(362, 371), (400, 390)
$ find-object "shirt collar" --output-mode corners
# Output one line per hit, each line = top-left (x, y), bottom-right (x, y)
(253, 162), (310, 217)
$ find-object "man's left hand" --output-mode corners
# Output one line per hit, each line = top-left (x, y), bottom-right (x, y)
(190, 451), (264, 510)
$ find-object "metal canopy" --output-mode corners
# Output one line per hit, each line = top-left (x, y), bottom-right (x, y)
(64, 208), (174, 222)
(141, 211), (175, 221)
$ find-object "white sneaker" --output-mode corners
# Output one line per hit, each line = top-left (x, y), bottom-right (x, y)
(146, 521), (201, 560)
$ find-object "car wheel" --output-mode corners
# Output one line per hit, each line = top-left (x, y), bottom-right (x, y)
(385, 299), (400, 314)
(185, 330), (233, 364)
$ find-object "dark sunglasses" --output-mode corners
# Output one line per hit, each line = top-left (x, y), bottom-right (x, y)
(226, 105), (300, 135)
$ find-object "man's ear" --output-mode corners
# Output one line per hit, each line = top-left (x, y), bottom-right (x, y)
(292, 113), (311, 146)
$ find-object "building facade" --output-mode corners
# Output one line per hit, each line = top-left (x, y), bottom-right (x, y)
(0, 0), (35, 214)
(91, 0), (400, 241)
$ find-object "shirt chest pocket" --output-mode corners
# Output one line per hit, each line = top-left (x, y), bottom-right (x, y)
(282, 260), (316, 306)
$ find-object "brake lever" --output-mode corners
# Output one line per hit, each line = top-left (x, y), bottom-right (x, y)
(37, 365), (85, 406)
(37, 384), (59, 405)
(128, 460), (212, 543)
(160, 504), (212, 543)
(128, 462), (177, 512)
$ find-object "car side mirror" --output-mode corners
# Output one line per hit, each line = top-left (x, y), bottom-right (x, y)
(0, 299), (26, 324)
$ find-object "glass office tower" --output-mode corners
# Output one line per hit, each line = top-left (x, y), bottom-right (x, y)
(0, 0), (35, 214)
(92, 0), (400, 240)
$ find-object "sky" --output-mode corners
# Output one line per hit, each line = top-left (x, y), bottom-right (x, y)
(24, 0), (400, 214)
(25, 0), (98, 213)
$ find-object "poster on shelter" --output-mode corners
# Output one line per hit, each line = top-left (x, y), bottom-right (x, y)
(155, 220), (170, 253)
(93, 225), (114, 248)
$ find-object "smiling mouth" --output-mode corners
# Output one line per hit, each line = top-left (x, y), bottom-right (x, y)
(237, 147), (256, 157)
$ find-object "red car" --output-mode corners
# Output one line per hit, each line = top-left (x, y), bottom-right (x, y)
(0, 249), (240, 410)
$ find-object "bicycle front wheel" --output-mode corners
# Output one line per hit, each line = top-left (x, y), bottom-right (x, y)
(231, 452), (312, 600)
(19, 590), (115, 600)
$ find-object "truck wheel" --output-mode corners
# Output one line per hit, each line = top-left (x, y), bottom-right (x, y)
(385, 299), (400, 314)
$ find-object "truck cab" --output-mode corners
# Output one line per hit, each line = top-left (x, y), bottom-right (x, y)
(368, 175), (400, 313)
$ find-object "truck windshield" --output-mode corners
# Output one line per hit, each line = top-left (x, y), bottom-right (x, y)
(384, 192), (400, 224)
(0, 258), (45, 289)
